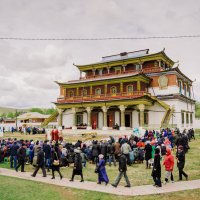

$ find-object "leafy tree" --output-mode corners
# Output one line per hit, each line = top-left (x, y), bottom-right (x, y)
(0, 113), (6, 118)
(43, 108), (56, 115)
(29, 108), (44, 114)
(195, 101), (200, 118)
(7, 112), (15, 119)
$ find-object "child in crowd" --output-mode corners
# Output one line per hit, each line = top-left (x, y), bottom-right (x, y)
(163, 148), (174, 184)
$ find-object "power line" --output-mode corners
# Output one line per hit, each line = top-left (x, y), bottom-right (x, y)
(0, 34), (200, 41)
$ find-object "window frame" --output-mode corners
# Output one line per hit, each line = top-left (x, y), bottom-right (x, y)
(110, 86), (117, 95)
(95, 88), (101, 96)
(181, 112), (185, 124)
(69, 90), (74, 97)
(127, 85), (133, 93)
(82, 89), (87, 97)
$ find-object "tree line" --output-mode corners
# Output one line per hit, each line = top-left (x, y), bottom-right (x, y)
(0, 107), (56, 119)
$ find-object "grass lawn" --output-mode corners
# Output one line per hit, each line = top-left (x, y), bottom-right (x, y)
(0, 134), (199, 187)
(0, 175), (200, 200)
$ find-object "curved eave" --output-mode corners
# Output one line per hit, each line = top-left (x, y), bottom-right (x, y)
(75, 51), (175, 71)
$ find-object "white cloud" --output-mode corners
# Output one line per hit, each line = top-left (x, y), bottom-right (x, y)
(0, 0), (200, 108)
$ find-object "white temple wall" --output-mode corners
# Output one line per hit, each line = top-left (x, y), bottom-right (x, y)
(83, 112), (87, 124)
(149, 86), (179, 96)
(162, 99), (195, 131)
(147, 103), (165, 129)
(62, 109), (73, 128)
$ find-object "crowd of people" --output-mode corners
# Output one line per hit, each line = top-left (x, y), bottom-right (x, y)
(0, 127), (196, 188)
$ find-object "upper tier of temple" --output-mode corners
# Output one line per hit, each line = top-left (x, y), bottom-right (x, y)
(71, 49), (174, 80)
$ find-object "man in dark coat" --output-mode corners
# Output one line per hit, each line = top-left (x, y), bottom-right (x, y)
(191, 128), (195, 140)
(70, 148), (84, 182)
(43, 141), (51, 172)
(107, 141), (116, 166)
(176, 145), (188, 180)
(91, 141), (99, 164)
(100, 141), (107, 162)
(31, 146), (46, 177)
(152, 148), (162, 187)
(144, 142), (152, 169)
(15, 144), (26, 172)
(10, 141), (19, 169)
(111, 153), (131, 187)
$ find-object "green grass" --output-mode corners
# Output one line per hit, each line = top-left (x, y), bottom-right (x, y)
(1, 136), (199, 187)
(0, 175), (200, 200)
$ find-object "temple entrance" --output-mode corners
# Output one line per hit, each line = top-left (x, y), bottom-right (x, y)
(125, 113), (131, 127)
(91, 112), (98, 129)
(107, 112), (114, 128)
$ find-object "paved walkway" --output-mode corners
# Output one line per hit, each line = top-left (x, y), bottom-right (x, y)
(0, 168), (199, 196)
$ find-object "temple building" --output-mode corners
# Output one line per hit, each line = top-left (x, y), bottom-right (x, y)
(51, 49), (195, 131)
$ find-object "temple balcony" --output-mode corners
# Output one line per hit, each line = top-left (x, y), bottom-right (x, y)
(57, 91), (148, 103)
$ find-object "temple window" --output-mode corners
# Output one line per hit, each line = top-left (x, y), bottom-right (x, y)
(144, 112), (149, 125)
(127, 85), (133, 93)
(135, 64), (141, 71)
(190, 113), (193, 124)
(178, 81), (182, 94)
(98, 69), (103, 76)
(186, 113), (189, 124)
(184, 84), (187, 96)
(115, 67), (121, 74)
(69, 90), (74, 97)
(161, 61), (166, 69)
(110, 86), (117, 94)
(95, 88), (101, 95)
(154, 61), (159, 67)
(181, 112), (184, 124)
(139, 111), (149, 125)
(76, 114), (83, 125)
(188, 85), (191, 97)
(82, 89), (87, 97)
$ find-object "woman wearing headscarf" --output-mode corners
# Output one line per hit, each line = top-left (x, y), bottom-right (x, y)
(144, 141), (152, 169)
(70, 147), (84, 182)
(51, 145), (63, 179)
(96, 154), (109, 185)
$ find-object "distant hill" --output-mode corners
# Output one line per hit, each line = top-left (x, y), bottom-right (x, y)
(0, 107), (28, 114)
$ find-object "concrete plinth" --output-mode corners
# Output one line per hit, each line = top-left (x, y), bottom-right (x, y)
(120, 126), (126, 130)
(72, 126), (77, 130)
(86, 126), (92, 130)
(102, 126), (108, 130)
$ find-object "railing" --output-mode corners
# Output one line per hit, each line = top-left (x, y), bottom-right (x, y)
(57, 91), (147, 103)
(80, 67), (161, 80)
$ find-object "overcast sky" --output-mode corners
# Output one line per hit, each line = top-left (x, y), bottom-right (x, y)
(0, 0), (200, 108)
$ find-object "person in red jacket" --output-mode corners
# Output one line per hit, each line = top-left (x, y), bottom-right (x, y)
(163, 148), (174, 184)
(54, 129), (59, 142)
(51, 127), (59, 142)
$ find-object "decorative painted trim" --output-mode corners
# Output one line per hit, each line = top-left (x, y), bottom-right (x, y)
(55, 97), (154, 109)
